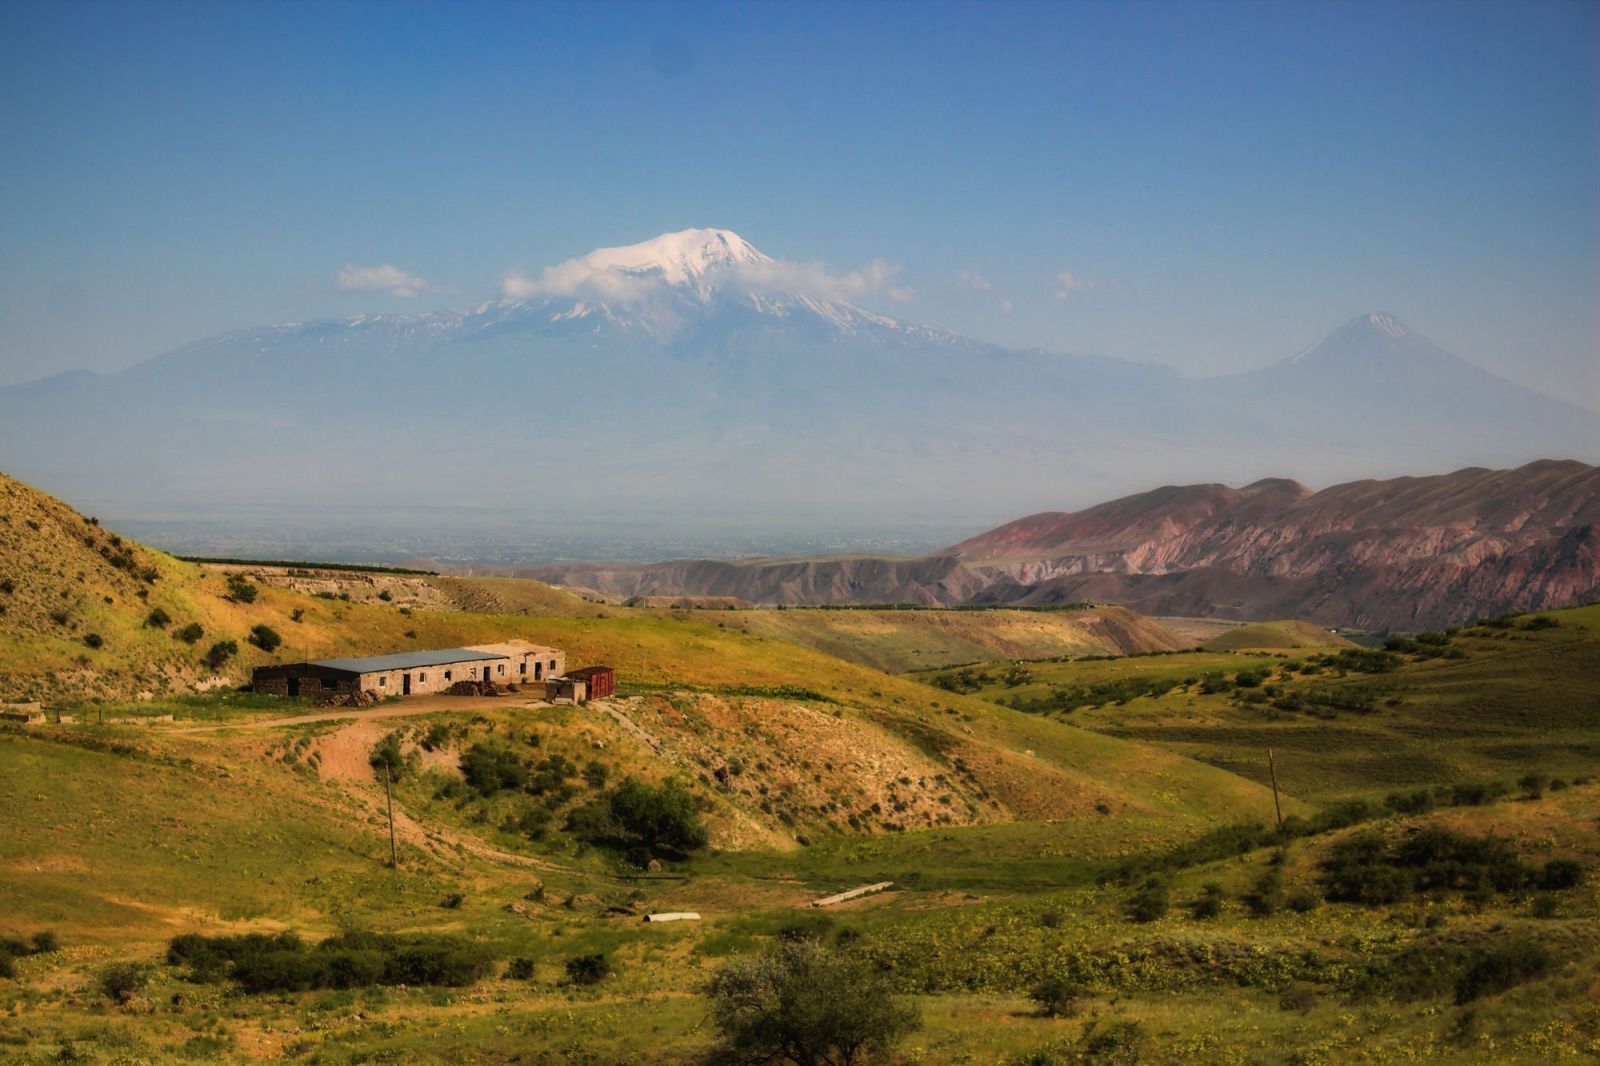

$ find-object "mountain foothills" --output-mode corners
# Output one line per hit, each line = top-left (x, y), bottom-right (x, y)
(1, 469), (1599, 1063)
(0, 230), (1594, 524)
(532, 459), (1600, 630)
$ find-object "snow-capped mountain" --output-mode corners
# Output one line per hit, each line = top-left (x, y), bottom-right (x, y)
(0, 231), (1594, 530)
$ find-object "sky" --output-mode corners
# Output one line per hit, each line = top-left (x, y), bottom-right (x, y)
(1, 0), (1596, 402)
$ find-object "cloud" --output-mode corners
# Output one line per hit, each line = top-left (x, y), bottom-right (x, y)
(501, 253), (913, 304)
(732, 258), (913, 302)
(950, 271), (992, 293)
(999, 297), (1014, 315)
(1050, 271), (1101, 301)
(337, 263), (429, 298)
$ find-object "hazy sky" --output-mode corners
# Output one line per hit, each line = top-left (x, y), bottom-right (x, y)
(1, 0), (1596, 401)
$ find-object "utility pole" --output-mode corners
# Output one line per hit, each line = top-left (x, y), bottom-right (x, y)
(1267, 748), (1284, 830)
(384, 763), (399, 869)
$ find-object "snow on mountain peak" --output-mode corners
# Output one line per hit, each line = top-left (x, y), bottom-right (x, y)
(579, 228), (771, 285)
(1287, 311), (1417, 365)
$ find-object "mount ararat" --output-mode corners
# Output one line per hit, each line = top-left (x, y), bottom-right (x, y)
(0, 229), (1594, 535)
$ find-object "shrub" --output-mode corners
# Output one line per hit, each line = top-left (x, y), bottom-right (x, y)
(204, 640), (238, 669)
(565, 952), (612, 986)
(506, 957), (535, 980)
(30, 931), (59, 954)
(1455, 941), (1551, 1004)
(440, 893), (464, 910)
(1126, 877), (1169, 923)
(566, 777), (709, 859)
(145, 607), (171, 628)
(83, 633), (103, 649)
(369, 732), (409, 781)
(1518, 773), (1548, 800)
(459, 742), (529, 795)
(377, 589), (392, 602)
(1190, 882), (1225, 919)
(1538, 859), (1584, 891)
(248, 625), (282, 652)
(706, 939), (918, 1066)
(99, 962), (148, 1004)
(168, 931), (492, 992)
(1031, 975), (1086, 1018)
(290, 608), (304, 623)
(225, 574), (258, 603)
(1243, 866), (1285, 917)
(1321, 828), (1541, 905)
(0, 579), (13, 594)
(174, 622), (204, 644)
(0, 952), (14, 980)
(1279, 985), (1318, 1013)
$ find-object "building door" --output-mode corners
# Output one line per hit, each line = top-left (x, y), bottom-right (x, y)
(402, 673), (412, 696)
(288, 678), (300, 697)
(535, 662), (543, 680)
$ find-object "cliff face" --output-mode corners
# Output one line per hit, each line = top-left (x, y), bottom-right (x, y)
(534, 461), (1600, 630)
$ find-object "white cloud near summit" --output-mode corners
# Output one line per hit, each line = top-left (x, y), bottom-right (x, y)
(1050, 271), (1096, 301)
(501, 251), (912, 304)
(337, 263), (430, 298)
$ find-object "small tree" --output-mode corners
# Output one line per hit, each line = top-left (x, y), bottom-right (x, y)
(174, 622), (204, 645)
(249, 624), (282, 652)
(369, 732), (409, 782)
(144, 607), (171, 629)
(225, 574), (258, 604)
(83, 633), (104, 650)
(205, 640), (238, 670)
(1190, 882), (1226, 920)
(706, 938), (919, 1066)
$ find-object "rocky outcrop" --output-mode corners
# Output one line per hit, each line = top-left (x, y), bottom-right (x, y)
(534, 460), (1600, 630)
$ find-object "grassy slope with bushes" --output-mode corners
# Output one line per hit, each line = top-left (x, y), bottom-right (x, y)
(0, 472), (1596, 1063)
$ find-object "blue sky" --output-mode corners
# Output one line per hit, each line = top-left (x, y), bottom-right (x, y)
(1, 0), (1595, 399)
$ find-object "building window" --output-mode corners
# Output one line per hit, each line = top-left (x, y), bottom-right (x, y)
(378, 677), (386, 687)
(419, 673), (427, 683)
(549, 659), (556, 670)
(497, 664), (505, 675)
(470, 667), (477, 677)
(519, 662), (526, 675)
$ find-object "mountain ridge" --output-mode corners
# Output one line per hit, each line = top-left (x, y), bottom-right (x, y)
(0, 230), (1594, 525)
(530, 459), (1600, 629)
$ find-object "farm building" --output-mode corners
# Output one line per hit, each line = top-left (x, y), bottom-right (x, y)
(252, 640), (564, 699)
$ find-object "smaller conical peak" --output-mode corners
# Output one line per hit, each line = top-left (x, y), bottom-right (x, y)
(578, 228), (771, 285)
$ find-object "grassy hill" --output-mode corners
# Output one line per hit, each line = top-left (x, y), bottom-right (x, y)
(1200, 619), (1356, 651)
(927, 606), (1600, 804)
(2, 471), (1597, 1063)
(669, 603), (1186, 672)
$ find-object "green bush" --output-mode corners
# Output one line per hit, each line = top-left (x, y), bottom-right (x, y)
(565, 952), (612, 986)
(1126, 877), (1169, 922)
(174, 622), (204, 645)
(706, 939), (918, 1065)
(565, 776), (709, 861)
(83, 633), (104, 649)
(248, 624), (282, 652)
(1455, 941), (1551, 1004)
(1030, 975), (1087, 1017)
(167, 931), (492, 993)
(99, 962), (148, 1004)
(459, 742), (529, 795)
(144, 607), (171, 628)
(506, 957), (535, 980)
(205, 640), (239, 669)
(225, 574), (258, 603)
(1189, 882), (1225, 920)
(1320, 828), (1545, 905)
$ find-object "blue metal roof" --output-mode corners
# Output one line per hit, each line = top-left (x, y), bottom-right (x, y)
(309, 647), (508, 674)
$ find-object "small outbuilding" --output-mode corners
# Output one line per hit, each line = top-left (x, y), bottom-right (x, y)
(566, 665), (616, 700)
